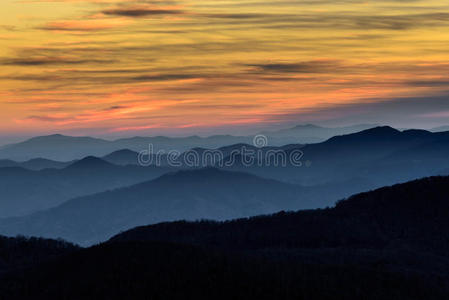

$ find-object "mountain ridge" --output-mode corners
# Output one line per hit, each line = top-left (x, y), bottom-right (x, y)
(0, 168), (312, 245)
(0, 124), (379, 161)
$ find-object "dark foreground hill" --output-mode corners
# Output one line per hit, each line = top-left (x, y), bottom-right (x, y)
(0, 236), (78, 275)
(1, 240), (445, 300)
(1, 176), (449, 299)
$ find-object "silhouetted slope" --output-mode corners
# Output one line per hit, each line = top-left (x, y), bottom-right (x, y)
(0, 159), (18, 168)
(0, 168), (312, 245)
(300, 126), (436, 165)
(102, 149), (139, 166)
(0, 236), (78, 275)
(1, 240), (444, 300)
(0, 157), (175, 218)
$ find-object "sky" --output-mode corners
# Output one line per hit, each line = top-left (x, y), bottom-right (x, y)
(1, 0), (449, 138)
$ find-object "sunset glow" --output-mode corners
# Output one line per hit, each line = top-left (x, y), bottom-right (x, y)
(2, 0), (449, 136)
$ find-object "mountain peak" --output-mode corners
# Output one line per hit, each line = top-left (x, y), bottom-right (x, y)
(105, 149), (138, 156)
(102, 149), (140, 165)
(150, 167), (267, 186)
(65, 156), (113, 170)
(321, 126), (402, 146)
(327, 126), (399, 140)
(29, 134), (67, 141)
(294, 124), (323, 128)
(359, 126), (400, 135)
(24, 134), (105, 145)
(401, 129), (432, 136)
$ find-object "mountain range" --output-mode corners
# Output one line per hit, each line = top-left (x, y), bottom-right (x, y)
(0, 158), (72, 170)
(0, 124), (378, 161)
(0, 134), (252, 161)
(3, 126), (449, 233)
(0, 168), (316, 245)
(220, 127), (449, 187)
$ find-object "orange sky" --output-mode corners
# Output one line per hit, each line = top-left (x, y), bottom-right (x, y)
(1, 0), (449, 136)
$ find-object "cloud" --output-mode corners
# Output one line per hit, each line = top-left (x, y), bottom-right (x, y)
(245, 60), (342, 74)
(203, 13), (272, 20)
(104, 105), (128, 111)
(405, 80), (449, 87)
(21, 0), (142, 3)
(4, 71), (206, 85)
(2, 57), (113, 66)
(196, 11), (449, 31)
(39, 19), (131, 31)
(132, 74), (202, 81)
(25, 115), (71, 122)
(5, 0), (449, 135)
(102, 6), (184, 17)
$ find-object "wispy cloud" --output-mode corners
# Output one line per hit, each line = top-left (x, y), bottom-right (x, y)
(245, 60), (343, 74)
(39, 19), (132, 31)
(102, 6), (185, 17)
(2, 57), (113, 66)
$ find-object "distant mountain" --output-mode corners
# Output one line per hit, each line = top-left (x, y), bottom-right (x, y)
(0, 158), (71, 170)
(100, 143), (304, 168)
(3, 126), (449, 219)
(20, 158), (72, 170)
(0, 159), (18, 168)
(102, 149), (140, 166)
(0, 134), (254, 161)
(0, 134), (110, 161)
(262, 123), (378, 144)
(0, 125), (379, 161)
(1, 151), (136, 170)
(431, 125), (449, 132)
(0, 157), (175, 218)
(220, 126), (449, 188)
(0, 168), (319, 245)
(65, 156), (114, 170)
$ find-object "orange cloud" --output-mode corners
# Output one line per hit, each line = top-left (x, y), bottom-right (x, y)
(40, 19), (132, 31)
